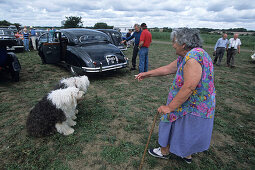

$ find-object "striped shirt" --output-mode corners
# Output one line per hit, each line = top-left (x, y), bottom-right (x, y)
(23, 32), (29, 39)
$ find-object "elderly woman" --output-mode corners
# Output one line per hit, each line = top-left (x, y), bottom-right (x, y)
(136, 28), (215, 164)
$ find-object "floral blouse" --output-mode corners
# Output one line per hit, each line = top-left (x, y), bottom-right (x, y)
(161, 48), (216, 122)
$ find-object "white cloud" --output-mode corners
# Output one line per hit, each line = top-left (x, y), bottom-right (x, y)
(0, 0), (254, 30)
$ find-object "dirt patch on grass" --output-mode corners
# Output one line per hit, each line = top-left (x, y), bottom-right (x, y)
(224, 98), (253, 114)
(211, 131), (235, 147)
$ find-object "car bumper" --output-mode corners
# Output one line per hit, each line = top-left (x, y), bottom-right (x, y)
(82, 61), (128, 73)
(7, 46), (24, 51)
(120, 47), (127, 51)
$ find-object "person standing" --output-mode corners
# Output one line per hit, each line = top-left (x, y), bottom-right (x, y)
(22, 27), (30, 51)
(138, 23), (152, 73)
(30, 26), (37, 50)
(213, 33), (228, 66)
(226, 34), (241, 68)
(126, 29), (132, 47)
(121, 24), (142, 70)
(135, 28), (215, 164)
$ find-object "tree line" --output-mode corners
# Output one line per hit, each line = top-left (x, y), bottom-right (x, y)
(1, 16), (254, 32)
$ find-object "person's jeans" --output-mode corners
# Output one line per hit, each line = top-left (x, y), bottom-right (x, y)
(139, 47), (149, 73)
(23, 39), (29, 51)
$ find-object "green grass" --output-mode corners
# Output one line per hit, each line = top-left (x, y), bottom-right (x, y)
(0, 41), (254, 169)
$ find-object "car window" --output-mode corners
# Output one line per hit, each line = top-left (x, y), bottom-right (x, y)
(61, 33), (69, 43)
(79, 34), (108, 44)
(39, 33), (49, 43)
(0, 29), (13, 35)
(111, 32), (122, 45)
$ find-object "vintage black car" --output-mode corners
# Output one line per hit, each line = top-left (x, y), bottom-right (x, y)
(38, 28), (128, 74)
(0, 28), (24, 52)
(0, 32), (21, 82)
(97, 29), (127, 51)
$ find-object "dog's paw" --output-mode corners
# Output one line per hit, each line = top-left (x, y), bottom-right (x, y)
(71, 115), (77, 120)
(70, 121), (77, 126)
(63, 128), (74, 136)
(67, 119), (77, 126)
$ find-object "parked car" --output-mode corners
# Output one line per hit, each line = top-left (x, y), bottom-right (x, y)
(37, 28), (128, 75)
(0, 28), (24, 52)
(0, 35), (21, 82)
(97, 29), (127, 51)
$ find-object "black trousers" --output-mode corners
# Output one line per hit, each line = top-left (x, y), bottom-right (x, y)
(214, 47), (225, 65)
(227, 48), (237, 66)
(132, 44), (139, 68)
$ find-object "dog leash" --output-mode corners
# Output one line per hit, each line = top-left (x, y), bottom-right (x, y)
(139, 111), (160, 170)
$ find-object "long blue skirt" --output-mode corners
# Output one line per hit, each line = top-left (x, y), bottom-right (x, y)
(158, 114), (214, 157)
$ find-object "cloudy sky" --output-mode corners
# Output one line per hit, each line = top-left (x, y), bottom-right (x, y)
(1, 0), (255, 30)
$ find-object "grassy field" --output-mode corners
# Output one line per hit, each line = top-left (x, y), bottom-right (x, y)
(151, 32), (255, 48)
(0, 42), (255, 169)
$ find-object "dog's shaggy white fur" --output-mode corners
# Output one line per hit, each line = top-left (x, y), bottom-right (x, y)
(54, 75), (90, 120)
(26, 87), (84, 137)
(55, 75), (90, 92)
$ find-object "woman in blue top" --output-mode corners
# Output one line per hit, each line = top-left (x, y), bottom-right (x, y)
(136, 28), (215, 164)
(22, 28), (30, 51)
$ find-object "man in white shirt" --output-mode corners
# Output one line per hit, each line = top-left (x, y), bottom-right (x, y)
(226, 34), (241, 68)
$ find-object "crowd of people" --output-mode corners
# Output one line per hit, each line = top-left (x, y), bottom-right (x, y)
(14, 26), (56, 52)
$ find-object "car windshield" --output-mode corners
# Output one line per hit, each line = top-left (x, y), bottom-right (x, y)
(78, 33), (109, 44)
(111, 32), (122, 44)
(0, 29), (13, 35)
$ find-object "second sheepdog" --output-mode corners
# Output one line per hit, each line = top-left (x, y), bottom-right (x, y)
(55, 75), (90, 93)
(26, 87), (85, 137)
(54, 75), (90, 120)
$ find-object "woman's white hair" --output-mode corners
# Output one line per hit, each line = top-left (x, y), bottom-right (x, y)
(170, 28), (203, 50)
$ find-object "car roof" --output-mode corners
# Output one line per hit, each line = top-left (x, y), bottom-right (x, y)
(97, 29), (119, 33)
(59, 28), (103, 34)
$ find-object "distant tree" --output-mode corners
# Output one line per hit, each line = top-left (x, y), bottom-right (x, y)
(163, 27), (172, 32)
(64, 16), (83, 28)
(150, 27), (160, 32)
(198, 28), (215, 34)
(94, 22), (113, 29)
(13, 23), (21, 30)
(0, 20), (11, 26)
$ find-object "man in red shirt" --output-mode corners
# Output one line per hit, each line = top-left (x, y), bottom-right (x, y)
(138, 23), (152, 73)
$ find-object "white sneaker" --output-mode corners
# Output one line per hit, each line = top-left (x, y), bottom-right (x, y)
(148, 147), (169, 159)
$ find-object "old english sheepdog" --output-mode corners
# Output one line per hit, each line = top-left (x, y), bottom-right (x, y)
(26, 87), (85, 137)
(55, 75), (90, 93)
(54, 75), (90, 119)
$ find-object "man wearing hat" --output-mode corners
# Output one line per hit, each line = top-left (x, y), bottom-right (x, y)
(30, 26), (37, 50)
(138, 23), (152, 73)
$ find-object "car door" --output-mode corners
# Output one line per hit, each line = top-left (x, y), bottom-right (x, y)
(42, 32), (61, 64)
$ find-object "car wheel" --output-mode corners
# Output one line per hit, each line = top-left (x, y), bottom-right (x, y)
(11, 71), (20, 82)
